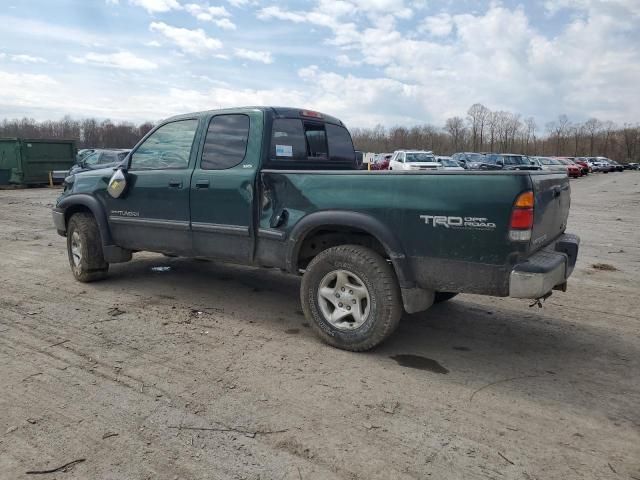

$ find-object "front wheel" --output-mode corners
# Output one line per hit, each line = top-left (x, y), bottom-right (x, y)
(67, 213), (109, 282)
(301, 245), (402, 351)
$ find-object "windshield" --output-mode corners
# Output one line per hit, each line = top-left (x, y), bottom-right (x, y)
(405, 152), (435, 163)
(466, 153), (485, 162)
(537, 157), (559, 165)
(501, 155), (529, 165)
(440, 159), (459, 167)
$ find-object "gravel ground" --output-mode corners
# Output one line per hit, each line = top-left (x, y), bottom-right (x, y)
(1, 172), (639, 480)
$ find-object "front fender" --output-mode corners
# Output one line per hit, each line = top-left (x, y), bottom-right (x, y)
(286, 210), (415, 288)
(57, 194), (114, 246)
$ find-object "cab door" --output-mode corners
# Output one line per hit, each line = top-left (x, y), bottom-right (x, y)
(105, 119), (200, 255)
(190, 112), (261, 262)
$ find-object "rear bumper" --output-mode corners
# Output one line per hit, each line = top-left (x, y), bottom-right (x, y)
(509, 233), (580, 298)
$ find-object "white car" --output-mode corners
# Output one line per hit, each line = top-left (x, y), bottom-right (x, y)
(436, 156), (465, 171)
(389, 150), (442, 171)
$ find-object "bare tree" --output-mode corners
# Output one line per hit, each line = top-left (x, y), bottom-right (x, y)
(445, 117), (467, 152)
(583, 118), (601, 156)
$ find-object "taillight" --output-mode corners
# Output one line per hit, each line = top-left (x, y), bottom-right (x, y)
(509, 191), (534, 242)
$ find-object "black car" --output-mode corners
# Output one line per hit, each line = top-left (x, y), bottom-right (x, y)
(608, 160), (624, 172)
(471, 153), (541, 171)
(68, 149), (130, 175)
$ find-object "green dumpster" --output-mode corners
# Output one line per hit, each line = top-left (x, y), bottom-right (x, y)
(0, 138), (77, 185)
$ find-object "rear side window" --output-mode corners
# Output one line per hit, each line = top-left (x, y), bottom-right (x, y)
(326, 124), (355, 162)
(201, 114), (250, 170)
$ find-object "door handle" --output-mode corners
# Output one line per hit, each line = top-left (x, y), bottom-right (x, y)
(168, 180), (182, 188)
(195, 179), (210, 189)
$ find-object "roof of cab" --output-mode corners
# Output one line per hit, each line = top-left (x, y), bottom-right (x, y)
(163, 106), (345, 127)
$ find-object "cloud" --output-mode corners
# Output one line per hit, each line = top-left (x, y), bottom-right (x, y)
(184, 3), (236, 29)
(420, 13), (453, 37)
(129, 0), (181, 13)
(0, 53), (48, 63)
(149, 22), (223, 55)
(234, 48), (273, 64)
(69, 51), (158, 70)
(257, 2), (640, 125)
(10, 54), (48, 63)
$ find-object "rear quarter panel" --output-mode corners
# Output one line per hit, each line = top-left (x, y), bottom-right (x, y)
(260, 170), (532, 266)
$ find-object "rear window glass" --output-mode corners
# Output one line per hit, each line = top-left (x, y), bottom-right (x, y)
(201, 114), (250, 170)
(271, 119), (307, 161)
(326, 124), (355, 162)
(304, 123), (328, 158)
(270, 119), (355, 166)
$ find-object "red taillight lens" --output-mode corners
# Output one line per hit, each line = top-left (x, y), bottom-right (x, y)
(510, 208), (534, 229)
(509, 191), (534, 241)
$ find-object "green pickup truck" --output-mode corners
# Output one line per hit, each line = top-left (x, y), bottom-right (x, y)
(52, 107), (579, 351)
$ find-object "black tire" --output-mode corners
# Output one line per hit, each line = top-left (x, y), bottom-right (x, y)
(434, 292), (458, 303)
(67, 212), (109, 282)
(301, 245), (402, 351)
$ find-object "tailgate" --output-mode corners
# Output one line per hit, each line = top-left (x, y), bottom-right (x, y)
(529, 173), (570, 250)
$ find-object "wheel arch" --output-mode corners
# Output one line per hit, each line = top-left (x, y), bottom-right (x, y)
(286, 211), (415, 289)
(59, 194), (114, 246)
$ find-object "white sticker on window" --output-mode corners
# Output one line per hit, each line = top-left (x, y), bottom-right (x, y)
(276, 144), (293, 157)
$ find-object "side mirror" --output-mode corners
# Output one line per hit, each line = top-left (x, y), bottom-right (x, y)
(107, 168), (128, 199)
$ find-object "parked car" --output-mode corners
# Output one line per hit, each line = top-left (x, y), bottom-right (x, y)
(531, 156), (568, 173)
(573, 157), (591, 174)
(436, 156), (465, 171)
(51, 106), (579, 351)
(626, 162), (639, 170)
(474, 153), (541, 171)
(607, 159), (624, 172)
(554, 158), (582, 178)
(451, 152), (486, 168)
(591, 157), (615, 173)
(77, 149), (97, 162)
(68, 149), (130, 175)
(370, 153), (392, 171)
(388, 150), (442, 171)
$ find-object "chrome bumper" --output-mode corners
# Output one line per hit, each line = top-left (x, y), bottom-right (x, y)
(509, 234), (580, 299)
(52, 208), (66, 235)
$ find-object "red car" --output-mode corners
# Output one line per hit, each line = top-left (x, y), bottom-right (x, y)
(558, 156), (589, 175)
(571, 157), (591, 174)
(370, 153), (392, 171)
(556, 158), (582, 178)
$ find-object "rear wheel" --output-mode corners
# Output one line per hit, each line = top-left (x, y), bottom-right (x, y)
(67, 213), (109, 282)
(301, 245), (402, 351)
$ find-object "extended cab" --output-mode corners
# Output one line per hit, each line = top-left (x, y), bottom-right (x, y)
(52, 107), (579, 351)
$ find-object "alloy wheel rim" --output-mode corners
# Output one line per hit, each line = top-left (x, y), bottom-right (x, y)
(318, 269), (371, 330)
(71, 231), (82, 267)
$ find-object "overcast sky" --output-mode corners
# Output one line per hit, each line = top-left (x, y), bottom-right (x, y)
(0, 0), (638, 128)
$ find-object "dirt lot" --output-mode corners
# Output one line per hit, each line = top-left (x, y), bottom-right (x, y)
(1, 172), (639, 480)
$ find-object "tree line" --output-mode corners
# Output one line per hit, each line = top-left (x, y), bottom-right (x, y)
(1, 106), (639, 163)
(352, 104), (640, 163)
(0, 116), (154, 149)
